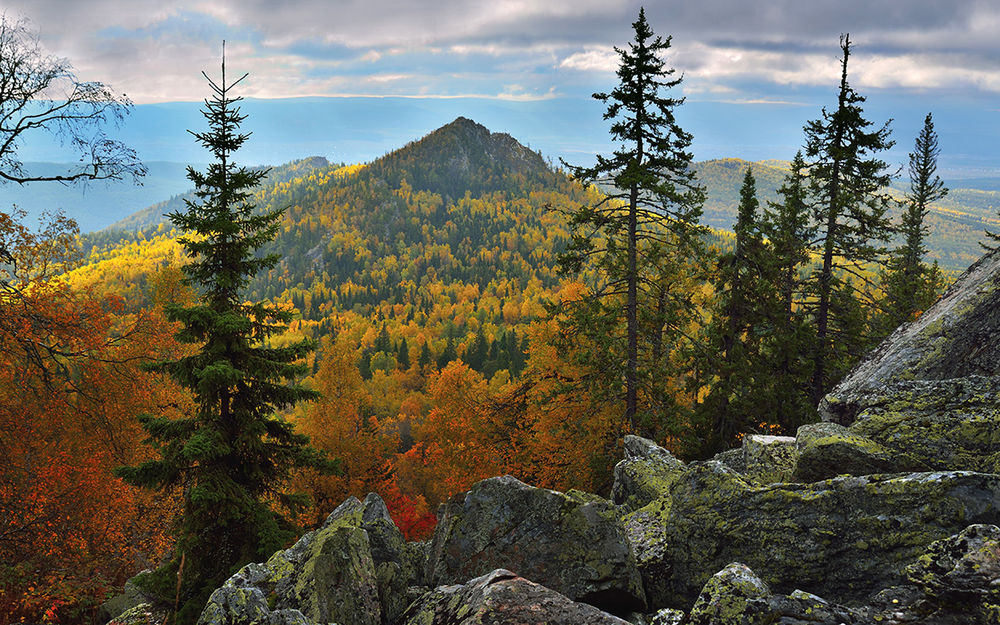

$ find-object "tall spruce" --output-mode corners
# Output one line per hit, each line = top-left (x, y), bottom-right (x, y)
(116, 52), (332, 623)
(803, 34), (895, 404)
(878, 113), (947, 335)
(556, 8), (705, 432)
(758, 152), (818, 432)
(695, 167), (771, 452)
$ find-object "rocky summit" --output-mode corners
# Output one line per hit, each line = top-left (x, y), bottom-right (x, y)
(104, 253), (1000, 625)
(821, 249), (1000, 425)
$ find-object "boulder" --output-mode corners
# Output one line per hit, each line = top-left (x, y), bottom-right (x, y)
(284, 525), (380, 625)
(687, 562), (772, 625)
(400, 569), (632, 625)
(712, 446), (746, 474)
(905, 523), (1000, 620)
(676, 529), (1000, 625)
(623, 462), (1000, 608)
(738, 435), (797, 484)
(198, 563), (273, 625)
(101, 575), (156, 623)
(820, 250), (1000, 426)
(611, 435), (686, 510)
(199, 493), (416, 625)
(793, 422), (909, 482)
(711, 435), (797, 485)
(426, 475), (646, 614)
(847, 376), (1000, 473)
(107, 603), (169, 625)
(648, 608), (686, 625)
(765, 590), (866, 625)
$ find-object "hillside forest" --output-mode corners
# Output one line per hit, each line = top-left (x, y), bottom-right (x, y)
(0, 10), (979, 625)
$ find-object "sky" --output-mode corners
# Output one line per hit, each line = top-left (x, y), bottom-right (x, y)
(4, 0), (1000, 179)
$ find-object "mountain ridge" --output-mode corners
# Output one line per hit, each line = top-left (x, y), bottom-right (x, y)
(82, 118), (998, 276)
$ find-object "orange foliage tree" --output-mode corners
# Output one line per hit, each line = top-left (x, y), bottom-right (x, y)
(292, 335), (393, 526)
(0, 211), (181, 624)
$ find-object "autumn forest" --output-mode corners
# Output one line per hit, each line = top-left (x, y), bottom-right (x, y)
(0, 9), (986, 625)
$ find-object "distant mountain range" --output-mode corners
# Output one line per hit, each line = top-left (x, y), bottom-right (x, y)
(71, 117), (587, 385)
(13, 115), (995, 273)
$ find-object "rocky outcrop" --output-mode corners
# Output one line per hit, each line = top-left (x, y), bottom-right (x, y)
(185, 463), (1000, 625)
(820, 250), (1000, 425)
(101, 575), (157, 623)
(904, 523), (1000, 621)
(399, 569), (631, 625)
(623, 462), (1000, 608)
(198, 493), (419, 625)
(687, 563), (772, 625)
(848, 376), (1000, 473)
(425, 475), (646, 615)
(682, 525), (1000, 624)
(714, 434), (797, 484)
(611, 435), (686, 510)
(793, 421), (910, 481)
(793, 377), (1000, 481)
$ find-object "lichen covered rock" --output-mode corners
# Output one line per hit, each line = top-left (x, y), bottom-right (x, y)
(101, 574), (157, 623)
(820, 249), (1000, 425)
(426, 475), (646, 614)
(611, 435), (686, 510)
(400, 569), (631, 625)
(739, 435), (797, 484)
(793, 422), (909, 482)
(624, 464), (1000, 609)
(199, 492), (415, 625)
(107, 603), (169, 625)
(687, 562), (772, 625)
(288, 525), (380, 625)
(765, 589), (866, 625)
(905, 523), (1000, 620)
(648, 608), (685, 625)
(847, 376), (1000, 473)
(198, 563), (272, 625)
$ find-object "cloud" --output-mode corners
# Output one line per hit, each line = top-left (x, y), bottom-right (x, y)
(1, 0), (999, 104)
(559, 48), (617, 73)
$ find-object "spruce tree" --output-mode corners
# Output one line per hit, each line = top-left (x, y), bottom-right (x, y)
(803, 34), (895, 404)
(695, 167), (771, 452)
(556, 8), (705, 431)
(418, 341), (432, 369)
(758, 152), (818, 432)
(397, 337), (411, 369)
(877, 113), (947, 336)
(116, 53), (332, 623)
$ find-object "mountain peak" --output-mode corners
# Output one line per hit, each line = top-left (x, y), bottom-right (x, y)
(364, 117), (554, 199)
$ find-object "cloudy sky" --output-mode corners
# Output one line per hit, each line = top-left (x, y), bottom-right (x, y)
(5, 0), (1000, 175)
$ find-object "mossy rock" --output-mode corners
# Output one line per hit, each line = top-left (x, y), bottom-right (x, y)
(793, 422), (913, 482)
(426, 475), (646, 615)
(101, 574), (157, 623)
(906, 524), (1000, 612)
(610, 435), (686, 511)
(289, 525), (380, 625)
(649, 608), (685, 625)
(687, 562), (772, 625)
(819, 250), (1000, 425)
(199, 493), (414, 625)
(623, 465), (1000, 609)
(107, 603), (169, 625)
(739, 435), (797, 484)
(400, 569), (632, 625)
(198, 564), (273, 625)
(849, 377), (1000, 472)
